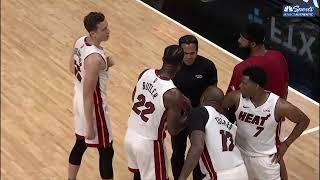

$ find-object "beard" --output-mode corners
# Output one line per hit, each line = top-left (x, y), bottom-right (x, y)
(238, 46), (251, 60)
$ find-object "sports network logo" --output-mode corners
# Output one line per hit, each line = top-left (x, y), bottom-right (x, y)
(283, 0), (319, 17)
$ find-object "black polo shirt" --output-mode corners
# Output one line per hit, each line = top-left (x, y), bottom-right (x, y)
(173, 55), (218, 107)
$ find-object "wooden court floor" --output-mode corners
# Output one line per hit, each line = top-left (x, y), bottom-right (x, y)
(1, 0), (319, 179)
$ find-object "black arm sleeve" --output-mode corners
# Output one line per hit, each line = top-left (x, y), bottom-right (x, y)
(186, 107), (209, 133)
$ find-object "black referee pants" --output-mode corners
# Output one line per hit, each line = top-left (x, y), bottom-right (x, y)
(171, 128), (205, 180)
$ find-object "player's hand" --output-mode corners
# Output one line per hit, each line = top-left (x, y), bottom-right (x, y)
(106, 56), (114, 67)
(86, 127), (95, 140)
(272, 142), (288, 163)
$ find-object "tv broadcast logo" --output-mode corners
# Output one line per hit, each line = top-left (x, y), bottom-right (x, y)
(283, 0), (319, 17)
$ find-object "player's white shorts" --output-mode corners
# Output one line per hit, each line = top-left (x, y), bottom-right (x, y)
(124, 129), (169, 180)
(200, 162), (248, 180)
(240, 151), (280, 180)
(217, 163), (248, 180)
(73, 96), (112, 148)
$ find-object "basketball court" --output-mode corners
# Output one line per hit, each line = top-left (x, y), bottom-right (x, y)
(1, 0), (319, 179)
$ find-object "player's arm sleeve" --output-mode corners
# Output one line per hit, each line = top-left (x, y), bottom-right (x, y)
(179, 107), (208, 180)
(186, 107), (209, 133)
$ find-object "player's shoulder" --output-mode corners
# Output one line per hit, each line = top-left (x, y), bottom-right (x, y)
(233, 59), (250, 71)
(86, 52), (104, 60)
(138, 69), (151, 80)
(163, 88), (183, 108)
(192, 106), (209, 114)
(188, 107), (210, 124)
(226, 89), (241, 96)
(76, 35), (86, 40)
(275, 97), (290, 110)
(186, 106), (209, 131)
(164, 88), (182, 99)
(222, 90), (241, 111)
(84, 53), (105, 68)
(266, 50), (284, 57)
(266, 50), (287, 64)
(74, 36), (86, 45)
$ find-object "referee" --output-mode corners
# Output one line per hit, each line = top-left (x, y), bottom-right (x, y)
(171, 35), (218, 180)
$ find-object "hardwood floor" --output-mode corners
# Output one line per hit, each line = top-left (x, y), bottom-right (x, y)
(1, 0), (319, 179)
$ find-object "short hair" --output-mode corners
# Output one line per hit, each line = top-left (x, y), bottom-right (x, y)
(178, 35), (198, 50)
(242, 66), (267, 88)
(83, 12), (105, 33)
(202, 86), (224, 104)
(241, 23), (265, 45)
(163, 45), (184, 65)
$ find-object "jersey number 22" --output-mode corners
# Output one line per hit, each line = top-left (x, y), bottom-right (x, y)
(132, 94), (155, 122)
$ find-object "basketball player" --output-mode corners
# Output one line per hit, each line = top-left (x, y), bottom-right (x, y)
(124, 45), (188, 180)
(223, 66), (310, 180)
(178, 86), (248, 180)
(227, 23), (289, 179)
(68, 12), (114, 180)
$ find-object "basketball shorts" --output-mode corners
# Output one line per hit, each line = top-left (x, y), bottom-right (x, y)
(241, 151), (280, 180)
(124, 129), (169, 180)
(200, 161), (248, 180)
(73, 97), (112, 148)
(217, 163), (248, 180)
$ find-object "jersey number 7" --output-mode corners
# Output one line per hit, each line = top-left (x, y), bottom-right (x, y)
(253, 126), (264, 137)
(132, 94), (155, 122)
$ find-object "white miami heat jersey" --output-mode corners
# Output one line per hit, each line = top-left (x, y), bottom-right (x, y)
(127, 69), (176, 140)
(200, 106), (244, 174)
(72, 36), (112, 146)
(235, 92), (280, 156)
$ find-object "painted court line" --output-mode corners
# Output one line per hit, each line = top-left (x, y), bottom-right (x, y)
(135, 0), (319, 107)
(284, 126), (319, 140)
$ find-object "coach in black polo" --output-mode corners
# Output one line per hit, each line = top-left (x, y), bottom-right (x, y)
(171, 35), (218, 180)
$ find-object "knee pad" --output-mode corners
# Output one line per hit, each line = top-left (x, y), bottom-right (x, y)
(98, 146), (114, 179)
(69, 139), (87, 165)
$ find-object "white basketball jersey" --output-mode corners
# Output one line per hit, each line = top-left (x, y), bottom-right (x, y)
(72, 36), (112, 145)
(127, 69), (176, 140)
(235, 92), (280, 156)
(200, 106), (244, 173)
